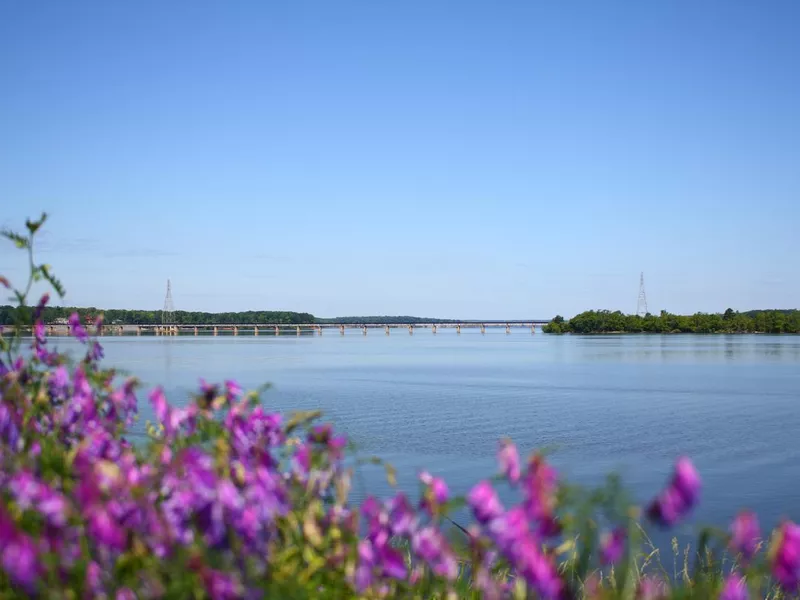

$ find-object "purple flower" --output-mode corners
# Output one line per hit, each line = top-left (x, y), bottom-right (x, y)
(224, 379), (242, 402)
(292, 443), (311, 477)
(34, 320), (46, 344)
(411, 526), (458, 580)
(419, 471), (449, 516)
(647, 457), (701, 527)
(116, 588), (136, 600)
(33, 293), (50, 322)
(730, 511), (760, 562)
(388, 493), (415, 537)
(498, 439), (521, 484)
(89, 341), (104, 362)
(600, 527), (626, 565)
(88, 505), (126, 551)
(0, 508), (39, 591)
(68, 312), (89, 343)
(202, 569), (243, 600)
(468, 480), (504, 524)
(772, 521), (800, 592)
(523, 454), (558, 524)
(720, 573), (748, 600)
(487, 505), (529, 560)
(355, 539), (375, 592)
(515, 535), (565, 600)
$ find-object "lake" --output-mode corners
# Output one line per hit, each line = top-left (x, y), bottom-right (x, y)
(52, 330), (800, 542)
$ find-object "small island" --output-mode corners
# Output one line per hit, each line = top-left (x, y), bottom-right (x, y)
(542, 309), (800, 334)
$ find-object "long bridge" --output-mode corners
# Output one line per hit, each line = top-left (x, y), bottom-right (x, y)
(41, 320), (550, 337)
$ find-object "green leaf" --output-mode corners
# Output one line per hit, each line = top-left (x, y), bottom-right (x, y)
(1, 229), (30, 249)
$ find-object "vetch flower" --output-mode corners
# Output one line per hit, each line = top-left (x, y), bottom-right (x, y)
(600, 527), (626, 565)
(772, 521), (800, 592)
(68, 312), (88, 343)
(468, 480), (504, 524)
(720, 573), (748, 600)
(498, 439), (521, 483)
(730, 511), (760, 563)
(647, 457), (701, 527)
(419, 471), (448, 516)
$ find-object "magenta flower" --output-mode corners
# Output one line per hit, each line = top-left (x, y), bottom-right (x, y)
(89, 341), (104, 362)
(647, 457), (701, 527)
(730, 511), (760, 562)
(637, 576), (668, 599)
(411, 526), (458, 580)
(34, 321), (46, 344)
(419, 471), (449, 516)
(0, 508), (39, 591)
(68, 312), (88, 343)
(224, 379), (242, 402)
(498, 439), (521, 484)
(772, 521), (800, 592)
(487, 505), (529, 560)
(720, 573), (748, 600)
(468, 480), (504, 524)
(600, 527), (626, 565)
(515, 536), (566, 600)
(88, 505), (126, 551)
(34, 293), (49, 319)
(292, 443), (311, 477)
(116, 589), (136, 600)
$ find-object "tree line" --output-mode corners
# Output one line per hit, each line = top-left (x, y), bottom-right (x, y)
(0, 306), (315, 325)
(542, 309), (800, 334)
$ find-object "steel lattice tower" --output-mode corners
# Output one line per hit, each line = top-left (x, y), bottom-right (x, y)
(162, 279), (175, 325)
(636, 272), (648, 317)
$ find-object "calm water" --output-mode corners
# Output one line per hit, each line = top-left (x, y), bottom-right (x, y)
(54, 331), (800, 538)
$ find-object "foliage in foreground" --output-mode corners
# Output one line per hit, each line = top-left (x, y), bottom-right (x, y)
(543, 309), (800, 334)
(1, 215), (799, 599)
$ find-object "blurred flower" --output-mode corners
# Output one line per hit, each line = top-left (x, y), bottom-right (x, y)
(647, 457), (701, 527)
(498, 439), (521, 484)
(68, 313), (88, 343)
(419, 471), (448, 516)
(720, 573), (748, 600)
(730, 511), (760, 563)
(637, 576), (668, 599)
(772, 521), (800, 592)
(468, 481), (504, 524)
(600, 527), (626, 565)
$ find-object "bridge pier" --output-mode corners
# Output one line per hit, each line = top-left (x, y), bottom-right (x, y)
(363, 326), (367, 335)
(296, 326), (301, 336)
(275, 326), (280, 336)
(340, 325), (345, 336)
(480, 324), (486, 335)
(531, 324), (535, 334)
(385, 325), (390, 335)
(408, 325), (414, 335)
(137, 326), (141, 336)
(317, 326), (322, 335)
(432, 324), (437, 334)
(234, 326), (239, 336)
(506, 324), (511, 335)
(254, 326), (259, 336)
(213, 326), (218, 337)
(456, 324), (461, 335)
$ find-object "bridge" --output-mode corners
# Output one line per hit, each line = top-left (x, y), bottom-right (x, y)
(42, 320), (550, 337)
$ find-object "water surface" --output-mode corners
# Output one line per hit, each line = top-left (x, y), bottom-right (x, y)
(54, 331), (800, 538)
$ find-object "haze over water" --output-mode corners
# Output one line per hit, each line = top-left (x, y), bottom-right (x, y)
(56, 331), (800, 539)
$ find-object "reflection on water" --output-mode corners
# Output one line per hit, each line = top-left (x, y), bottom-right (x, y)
(51, 332), (800, 536)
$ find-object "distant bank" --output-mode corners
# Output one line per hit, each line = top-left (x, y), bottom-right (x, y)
(0, 305), (462, 327)
(543, 309), (800, 334)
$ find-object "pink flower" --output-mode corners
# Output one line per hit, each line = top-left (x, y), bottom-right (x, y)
(419, 471), (449, 516)
(498, 439), (521, 483)
(647, 457), (701, 527)
(600, 527), (626, 565)
(730, 511), (760, 562)
(772, 521), (800, 592)
(467, 480), (504, 524)
(720, 573), (747, 600)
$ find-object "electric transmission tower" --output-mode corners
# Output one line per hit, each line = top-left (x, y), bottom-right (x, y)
(636, 272), (648, 317)
(162, 279), (175, 325)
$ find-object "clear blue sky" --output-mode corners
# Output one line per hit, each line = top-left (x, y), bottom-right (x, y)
(1, 0), (798, 319)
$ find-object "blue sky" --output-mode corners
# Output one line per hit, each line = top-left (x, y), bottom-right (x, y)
(1, 0), (798, 319)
